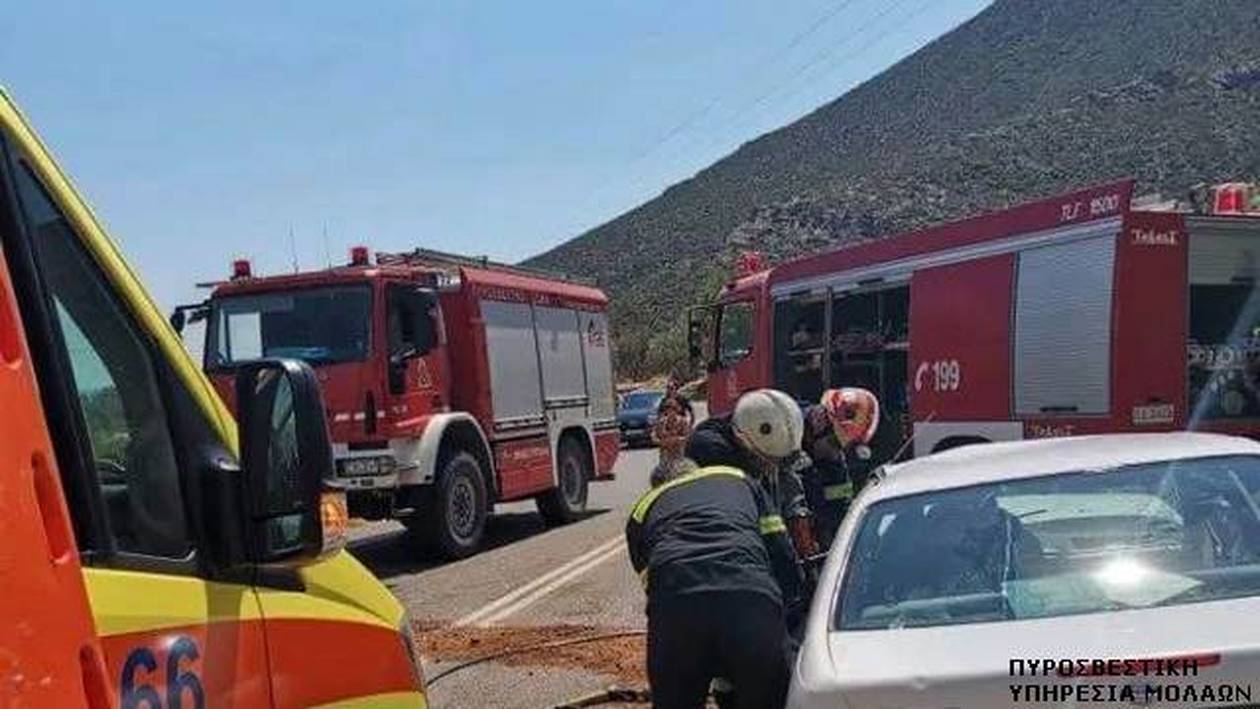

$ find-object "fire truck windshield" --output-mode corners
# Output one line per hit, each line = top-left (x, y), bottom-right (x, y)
(205, 285), (372, 367)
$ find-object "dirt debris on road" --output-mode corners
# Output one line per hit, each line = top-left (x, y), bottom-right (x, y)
(416, 621), (648, 687)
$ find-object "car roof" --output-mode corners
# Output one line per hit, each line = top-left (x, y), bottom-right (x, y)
(867, 432), (1260, 501)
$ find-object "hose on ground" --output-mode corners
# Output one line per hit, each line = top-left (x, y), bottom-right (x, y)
(425, 629), (648, 687)
(553, 686), (653, 708)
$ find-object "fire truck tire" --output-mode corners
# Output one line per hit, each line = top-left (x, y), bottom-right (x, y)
(537, 436), (590, 526)
(422, 451), (488, 560)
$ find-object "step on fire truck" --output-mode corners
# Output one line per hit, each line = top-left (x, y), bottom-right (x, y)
(176, 247), (620, 559)
(690, 180), (1260, 460)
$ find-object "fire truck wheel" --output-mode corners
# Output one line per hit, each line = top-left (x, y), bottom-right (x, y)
(424, 451), (488, 560)
(537, 437), (590, 526)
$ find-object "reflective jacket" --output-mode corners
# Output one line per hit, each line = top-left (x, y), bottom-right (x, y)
(625, 465), (804, 611)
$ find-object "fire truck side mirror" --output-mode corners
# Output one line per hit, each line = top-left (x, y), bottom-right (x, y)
(413, 289), (439, 354)
(235, 358), (345, 567)
(389, 286), (440, 362)
(168, 302), (208, 337)
(687, 309), (707, 366)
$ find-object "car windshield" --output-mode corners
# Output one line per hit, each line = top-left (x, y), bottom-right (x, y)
(206, 286), (372, 367)
(622, 392), (663, 410)
(836, 455), (1260, 630)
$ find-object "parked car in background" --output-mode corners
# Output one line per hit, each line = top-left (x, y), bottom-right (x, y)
(618, 389), (664, 446)
(790, 433), (1260, 709)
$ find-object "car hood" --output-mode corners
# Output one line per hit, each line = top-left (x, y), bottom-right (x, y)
(791, 597), (1260, 709)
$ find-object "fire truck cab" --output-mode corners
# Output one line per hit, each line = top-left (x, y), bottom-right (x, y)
(693, 180), (1260, 461)
(184, 249), (619, 559)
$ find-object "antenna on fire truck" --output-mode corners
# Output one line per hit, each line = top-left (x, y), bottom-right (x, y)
(322, 223), (332, 268)
(287, 225), (299, 273)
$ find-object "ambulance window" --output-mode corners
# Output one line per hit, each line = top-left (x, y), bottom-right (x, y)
(718, 301), (755, 365)
(13, 164), (190, 559)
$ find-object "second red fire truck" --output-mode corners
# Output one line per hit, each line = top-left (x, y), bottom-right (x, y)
(177, 247), (619, 559)
(692, 180), (1260, 460)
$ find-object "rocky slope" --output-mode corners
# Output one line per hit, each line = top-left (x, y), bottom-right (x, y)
(526, 0), (1260, 378)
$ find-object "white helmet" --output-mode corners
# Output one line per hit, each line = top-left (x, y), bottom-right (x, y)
(732, 389), (804, 461)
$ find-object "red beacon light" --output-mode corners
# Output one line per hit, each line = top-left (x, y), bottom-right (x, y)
(1212, 183), (1259, 215)
(734, 250), (768, 278)
(349, 245), (371, 266)
(231, 258), (252, 279)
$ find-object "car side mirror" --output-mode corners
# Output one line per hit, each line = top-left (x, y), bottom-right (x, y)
(235, 358), (346, 566)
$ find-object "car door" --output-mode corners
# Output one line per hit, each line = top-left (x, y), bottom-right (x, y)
(0, 113), (271, 706)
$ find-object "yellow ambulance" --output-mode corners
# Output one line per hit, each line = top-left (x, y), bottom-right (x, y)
(0, 89), (426, 707)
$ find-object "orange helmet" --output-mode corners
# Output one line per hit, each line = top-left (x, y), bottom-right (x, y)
(819, 388), (880, 447)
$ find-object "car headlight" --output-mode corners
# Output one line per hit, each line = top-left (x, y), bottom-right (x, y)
(399, 614), (427, 694)
(647, 413), (659, 425)
(337, 455), (397, 477)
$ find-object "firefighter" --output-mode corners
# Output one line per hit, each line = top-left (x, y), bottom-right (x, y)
(627, 391), (805, 709)
(798, 387), (883, 547)
(687, 389), (819, 558)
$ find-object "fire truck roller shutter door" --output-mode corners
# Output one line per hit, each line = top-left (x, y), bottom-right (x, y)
(1014, 231), (1117, 416)
(534, 306), (587, 406)
(579, 311), (615, 421)
(481, 300), (545, 427)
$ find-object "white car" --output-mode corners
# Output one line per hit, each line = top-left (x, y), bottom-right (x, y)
(789, 433), (1260, 709)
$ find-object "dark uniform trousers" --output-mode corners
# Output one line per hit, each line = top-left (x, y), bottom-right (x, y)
(647, 592), (790, 709)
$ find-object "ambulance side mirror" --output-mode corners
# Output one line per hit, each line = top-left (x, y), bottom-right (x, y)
(235, 359), (346, 566)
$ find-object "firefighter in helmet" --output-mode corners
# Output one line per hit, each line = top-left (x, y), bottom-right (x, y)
(627, 389), (806, 708)
(687, 389), (819, 559)
(796, 387), (883, 547)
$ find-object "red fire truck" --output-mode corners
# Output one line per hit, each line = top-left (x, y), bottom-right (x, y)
(691, 180), (1260, 460)
(176, 247), (619, 559)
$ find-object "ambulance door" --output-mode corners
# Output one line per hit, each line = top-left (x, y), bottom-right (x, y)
(0, 135), (270, 705)
(0, 183), (110, 706)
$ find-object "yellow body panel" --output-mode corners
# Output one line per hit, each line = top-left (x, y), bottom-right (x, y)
(84, 568), (264, 637)
(313, 691), (428, 708)
(294, 551), (407, 628)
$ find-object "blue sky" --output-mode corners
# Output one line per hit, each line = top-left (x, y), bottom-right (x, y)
(1, 0), (989, 312)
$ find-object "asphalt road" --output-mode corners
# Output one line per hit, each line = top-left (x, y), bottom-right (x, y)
(349, 441), (669, 708)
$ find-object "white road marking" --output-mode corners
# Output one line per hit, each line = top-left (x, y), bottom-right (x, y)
(454, 535), (624, 627)
(477, 542), (626, 627)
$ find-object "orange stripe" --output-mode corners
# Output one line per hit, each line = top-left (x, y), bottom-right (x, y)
(97, 618), (418, 707)
(264, 619), (418, 708)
